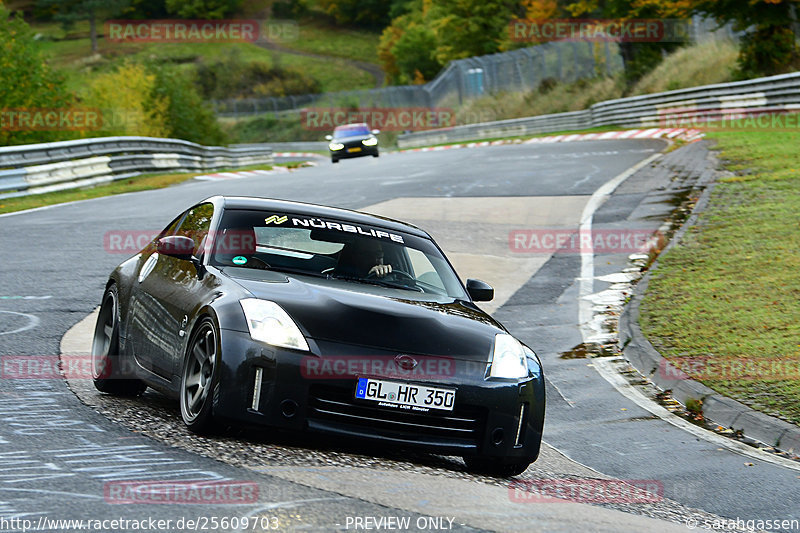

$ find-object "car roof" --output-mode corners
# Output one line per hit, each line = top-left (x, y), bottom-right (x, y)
(207, 196), (429, 238)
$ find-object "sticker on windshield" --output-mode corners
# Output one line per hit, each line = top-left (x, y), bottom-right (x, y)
(232, 256), (248, 265)
(289, 216), (405, 243)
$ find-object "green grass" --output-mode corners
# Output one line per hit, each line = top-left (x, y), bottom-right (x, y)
(33, 24), (376, 94)
(640, 117), (800, 426)
(277, 53), (373, 92)
(293, 21), (380, 64)
(630, 39), (739, 95)
(0, 164), (274, 215)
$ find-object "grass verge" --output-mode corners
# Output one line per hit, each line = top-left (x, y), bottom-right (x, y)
(0, 164), (274, 215)
(640, 117), (800, 426)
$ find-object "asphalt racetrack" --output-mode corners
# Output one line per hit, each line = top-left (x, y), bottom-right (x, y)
(1, 140), (797, 532)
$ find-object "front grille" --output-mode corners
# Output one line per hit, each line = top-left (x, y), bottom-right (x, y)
(308, 384), (485, 445)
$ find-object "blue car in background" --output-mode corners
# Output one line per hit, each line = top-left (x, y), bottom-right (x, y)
(325, 123), (380, 163)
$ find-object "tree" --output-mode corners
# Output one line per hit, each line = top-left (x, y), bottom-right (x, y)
(122, 0), (170, 18)
(427, 0), (519, 64)
(149, 65), (228, 146)
(316, 0), (413, 27)
(565, 0), (682, 86)
(85, 63), (170, 137)
(604, 0), (800, 78)
(0, 6), (75, 146)
(164, 0), (242, 19)
(392, 19), (441, 83)
(36, 0), (130, 54)
(379, 6), (443, 84)
(379, 0), (518, 83)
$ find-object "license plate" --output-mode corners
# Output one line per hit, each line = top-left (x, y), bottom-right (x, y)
(347, 147), (362, 153)
(355, 378), (455, 411)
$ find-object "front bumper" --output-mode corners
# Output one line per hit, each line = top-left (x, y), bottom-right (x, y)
(214, 330), (544, 461)
(330, 143), (378, 159)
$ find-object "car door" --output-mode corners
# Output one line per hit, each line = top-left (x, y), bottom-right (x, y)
(128, 203), (214, 379)
(127, 211), (186, 375)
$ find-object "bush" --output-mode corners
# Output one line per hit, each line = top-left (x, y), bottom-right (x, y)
(150, 66), (228, 146)
(195, 51), (321, 100)
(736, 25), (799, 79)
(84, 62), (170, 137)
(272, 0), (310, 18)
(0, 6), (76, 146)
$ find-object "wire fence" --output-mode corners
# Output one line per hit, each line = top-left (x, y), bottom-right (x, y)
(212, 16), (739, 119)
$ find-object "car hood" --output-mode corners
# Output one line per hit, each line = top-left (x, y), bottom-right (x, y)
(333, 134), (374, 143)
(228, 271), (502, 360)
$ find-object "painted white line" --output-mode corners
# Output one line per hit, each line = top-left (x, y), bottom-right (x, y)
(576, 154), (800, 472)
(616, 130), (640, 139)
(632, 128), (659, 138)
(597, 131), (619, 139)
(0, 310), (40, 336)
(591, 357), (800, 472)
(577, 153), (662, 331)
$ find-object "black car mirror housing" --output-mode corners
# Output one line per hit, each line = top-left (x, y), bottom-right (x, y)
(157, 235), (196, 261)
(466, 279), (494, 302)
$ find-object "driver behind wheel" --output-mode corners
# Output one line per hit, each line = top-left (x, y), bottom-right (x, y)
(335, 239), (392, 278)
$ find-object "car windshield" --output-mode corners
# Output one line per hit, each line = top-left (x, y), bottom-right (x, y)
(210, 209), (468, 299)
(333, 124), (370, 138)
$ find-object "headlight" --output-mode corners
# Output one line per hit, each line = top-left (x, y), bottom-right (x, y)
(240, 299), (309, 352)
(523, 345), (541, 379)
(488, 334), (528, 379)
(362, 137), (378, 146)
(329, 142), (344, 151)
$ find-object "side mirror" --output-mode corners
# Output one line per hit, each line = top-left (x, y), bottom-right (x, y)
(466, 279), (493, 302)
(371, 129), (380, 135)
(325, 135), (333, 141)
(157, 236), (195, 261)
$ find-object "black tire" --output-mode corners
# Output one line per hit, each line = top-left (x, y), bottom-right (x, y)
(464, 456), (532, 478)
(180, 317), (220, 434)
(331, 157), (339, 163)
(91, 284), (147, 396)
(373, 151), (379, 158)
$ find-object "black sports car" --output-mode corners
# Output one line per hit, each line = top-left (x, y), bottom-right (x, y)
(325, 123), (380, 163)
(91, 196), (545, 476)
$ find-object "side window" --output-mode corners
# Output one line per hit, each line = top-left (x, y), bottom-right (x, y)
(158, 212), (186, 240)
(176, 203), (214, 256)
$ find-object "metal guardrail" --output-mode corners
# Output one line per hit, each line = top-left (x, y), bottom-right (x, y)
(262, 142), (328, 153)
(397, 71), (800, 148)
(0, 136), (273, 199)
